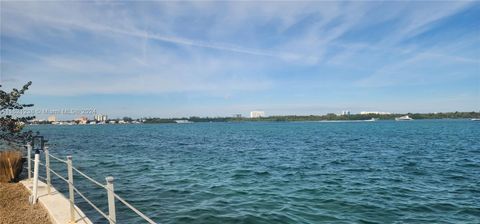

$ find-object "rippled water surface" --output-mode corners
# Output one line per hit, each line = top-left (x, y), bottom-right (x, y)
(29, 120), (480, 223)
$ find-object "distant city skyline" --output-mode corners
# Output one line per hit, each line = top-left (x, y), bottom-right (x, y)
(1, 1), (479, 117)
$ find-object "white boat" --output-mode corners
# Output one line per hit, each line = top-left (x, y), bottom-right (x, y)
(365, 118), (378, 122)
(395, 115), (413, 121)
(471, 118), (480, 121)
(175, 120), (193, 124)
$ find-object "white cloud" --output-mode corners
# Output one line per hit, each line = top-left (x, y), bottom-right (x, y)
(1, 1), (477, 99)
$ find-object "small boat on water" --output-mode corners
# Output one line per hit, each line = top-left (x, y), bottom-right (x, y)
(175, 120), (193, 124)
(365, 118), (378, 122)
(395, 115), (413, 121)
(471, 118), (480, 121)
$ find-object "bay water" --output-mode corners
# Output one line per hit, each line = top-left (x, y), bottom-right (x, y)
(28, 120), (480, 223)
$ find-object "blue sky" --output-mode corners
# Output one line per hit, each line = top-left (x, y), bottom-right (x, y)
(1, 1), (479, 118)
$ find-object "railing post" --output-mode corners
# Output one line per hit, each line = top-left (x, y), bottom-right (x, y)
(67, 156), (75, 223)
(106, 176), (116, 224)
(30, 147), (40, 204)
(27, 144), (32, 180)
(44, 146), (51, 194)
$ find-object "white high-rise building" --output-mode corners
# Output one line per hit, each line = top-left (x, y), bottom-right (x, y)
(94, 114), (108, 122)
(360, 111), (391, 115)
(341, 110), (351, 116)
(250, 111), (265, 118)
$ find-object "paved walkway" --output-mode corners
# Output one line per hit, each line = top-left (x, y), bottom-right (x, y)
(20, 179), (92, 224)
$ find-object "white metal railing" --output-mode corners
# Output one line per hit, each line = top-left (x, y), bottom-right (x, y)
(25, 144), (157, 224)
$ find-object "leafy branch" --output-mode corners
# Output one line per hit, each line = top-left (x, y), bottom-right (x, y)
(0, 82), (35, 148)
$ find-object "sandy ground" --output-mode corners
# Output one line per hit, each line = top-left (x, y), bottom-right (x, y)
(0, 182), (51, 224)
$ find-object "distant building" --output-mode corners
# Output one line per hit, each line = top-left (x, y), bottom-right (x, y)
(234, 114), (242, 118)
(47, 115), (56, 122)
(76, 116), (89, 124)
(341, 110), (351, 116)
(31, 119), (46, 124)
(360, 111), (391, 115)
(250, 111), (265, 118)
(94, 114), (108, 122)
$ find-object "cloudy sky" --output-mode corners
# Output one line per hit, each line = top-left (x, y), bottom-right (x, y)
(1, 1), (479, 118)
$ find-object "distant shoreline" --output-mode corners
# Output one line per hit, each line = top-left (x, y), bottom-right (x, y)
(142, 112), (479, 124)
(27, 111), (480, 125)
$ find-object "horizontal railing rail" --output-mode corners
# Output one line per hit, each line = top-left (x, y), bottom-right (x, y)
(114, 193), (157, 224)
(25, 144), (157, 224)
(49, 153), (67, 163)
(72, 166), (107, 190)
(71, 183), (115, 223)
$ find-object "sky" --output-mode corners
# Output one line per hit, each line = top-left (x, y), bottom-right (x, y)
(1, 1), (479, 119)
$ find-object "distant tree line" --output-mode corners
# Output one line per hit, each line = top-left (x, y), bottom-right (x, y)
(142, 111), (480, 124)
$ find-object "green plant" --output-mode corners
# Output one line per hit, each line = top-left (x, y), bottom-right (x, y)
(0, 81), (35, 148)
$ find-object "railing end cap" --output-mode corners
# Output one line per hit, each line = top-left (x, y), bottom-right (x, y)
(106, 176), (114, 182)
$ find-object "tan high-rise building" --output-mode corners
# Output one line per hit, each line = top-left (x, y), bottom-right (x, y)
(76, 116), (89, 124)
(47, 115), (56, 122)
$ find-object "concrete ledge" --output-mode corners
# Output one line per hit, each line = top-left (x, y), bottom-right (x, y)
(20, 179), (92, 224)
